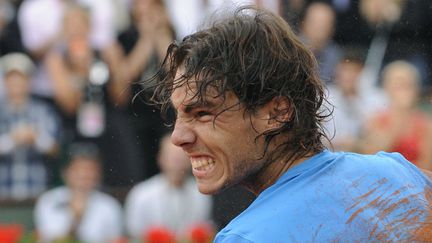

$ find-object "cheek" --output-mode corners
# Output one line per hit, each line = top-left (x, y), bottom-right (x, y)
(215, 130), (263, 175)
(391, 89), (415, 102)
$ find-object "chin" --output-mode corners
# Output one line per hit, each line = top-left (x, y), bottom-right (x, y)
(198, 179), (238, 195)
(197, 182), (224, 195)
(197, 186), (218, 195)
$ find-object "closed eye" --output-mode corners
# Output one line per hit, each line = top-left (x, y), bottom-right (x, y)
(196, 111), (212, 117)
(195, 110), (213, 122)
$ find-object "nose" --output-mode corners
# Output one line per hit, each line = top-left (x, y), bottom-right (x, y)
(171, 119), (196, 149)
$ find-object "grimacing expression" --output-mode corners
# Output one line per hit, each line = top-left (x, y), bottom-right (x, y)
(170, 76), (273, 195)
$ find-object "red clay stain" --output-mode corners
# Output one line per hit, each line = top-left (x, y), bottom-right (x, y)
(350, 175), (367, 189)
(408, 187), (432, 242)
(345, 178), (432, 242)
(345, 178), (389, 213)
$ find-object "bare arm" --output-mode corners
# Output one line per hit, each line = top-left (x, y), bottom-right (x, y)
(153, 15), (174, 63)
(123, 35), (154, 82)
(101, 42), (131, 107)
(124, 4), (174, 83)
(45, 52), (82, 115)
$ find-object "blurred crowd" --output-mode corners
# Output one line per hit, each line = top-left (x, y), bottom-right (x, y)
(1, 0), (432, 242)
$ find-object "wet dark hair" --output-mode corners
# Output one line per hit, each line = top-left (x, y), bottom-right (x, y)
(148, 6), (331, 164)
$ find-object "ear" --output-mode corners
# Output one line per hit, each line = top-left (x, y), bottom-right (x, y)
(265, 96), (293, 129)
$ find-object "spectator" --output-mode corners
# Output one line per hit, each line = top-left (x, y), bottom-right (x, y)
(300, 2), (341, 84)
(18, 0), (115, 58)
(46, 3), (124, 117)
(124, 133), (213, 241)
(46, 3), (143, 186)
(338, 0), (432, 87)
(17, 0), (117, 101)
(0, 53), (60, 200)
(118, 0), (174, 178)
(326, 49), (387, 151)
(34, 142), (123, 242)
(359, 60), (432, 170)
(119, 0), (174, 86)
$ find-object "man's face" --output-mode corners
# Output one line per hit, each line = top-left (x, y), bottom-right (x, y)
(170, 76), (271, 195)
(335, 62), (363, 94)
(302, 3), (335, 49)
(64, 158), (101, 193)
(383, 67), (418, 109)
(5, 71), (30, 105)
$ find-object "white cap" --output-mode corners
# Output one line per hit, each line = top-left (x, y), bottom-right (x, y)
(1, 52), (35, 77)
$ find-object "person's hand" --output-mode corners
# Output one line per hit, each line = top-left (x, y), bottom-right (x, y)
(138, 4), (171, 39)
(69, 191), (89, 220)
(12, 125), (36, 145)
(67, 37), (93, 73)
(382, 1), (402, 24)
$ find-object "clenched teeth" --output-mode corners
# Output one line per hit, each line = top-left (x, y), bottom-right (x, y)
(191, 158), (216, 171)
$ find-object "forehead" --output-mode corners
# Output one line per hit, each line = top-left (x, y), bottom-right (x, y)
(170, 71), (222, 110)
(68, 157), (100, 170)
(5, 71), (28, 80)
(384, 67), (417, 85)
(171, 80), (195, 110)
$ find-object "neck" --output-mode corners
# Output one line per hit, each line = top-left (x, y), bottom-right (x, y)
(241, 152), (314, 196)
(71, 188), (93, 197)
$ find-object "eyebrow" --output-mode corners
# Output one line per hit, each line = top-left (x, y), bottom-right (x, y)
(184, 100), (217, 114)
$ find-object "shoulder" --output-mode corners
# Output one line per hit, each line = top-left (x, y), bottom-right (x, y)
(92, 191), (122, 212)
(332, 152), (432, 240)
(331, 152), (432, 211)
(332, 151), (429, 183)
(125, 175), (164, 203)
(339, 151), (418, 170)
(35, 186), (69, 209)
(217, 152), (432, 241)
(38, 186), (67, 200)
(89, 191), (122, 217)
(130, 175), (164, 194)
